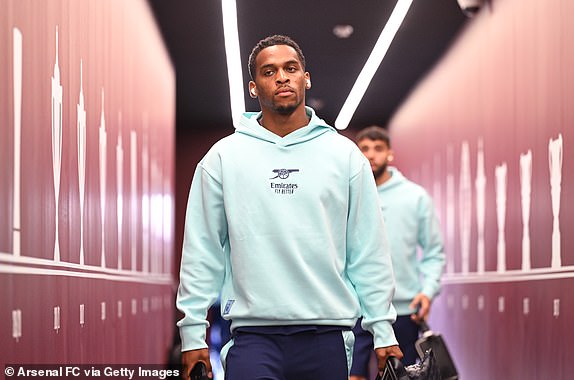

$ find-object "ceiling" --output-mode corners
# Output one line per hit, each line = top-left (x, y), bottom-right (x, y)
(148, 0), (469, 134)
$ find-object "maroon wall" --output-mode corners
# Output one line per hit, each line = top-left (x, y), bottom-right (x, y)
(388, 0), (573, 378)
(0, 0), (176, 365)
(175, 129), (231, 274)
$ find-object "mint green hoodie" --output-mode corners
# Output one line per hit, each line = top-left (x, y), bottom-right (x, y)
(177, 107), (398, 351)
(378, 167), (445, 315)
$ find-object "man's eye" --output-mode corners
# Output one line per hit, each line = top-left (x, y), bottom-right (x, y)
(263, 70), (274, 76)
(286, 67), (296, 72)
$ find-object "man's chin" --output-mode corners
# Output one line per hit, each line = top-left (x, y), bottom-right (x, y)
(273, 98), (303, 115)
(373, 165), (387, 179)
(274, 105), (297, 115)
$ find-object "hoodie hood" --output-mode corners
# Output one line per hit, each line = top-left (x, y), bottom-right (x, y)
(379, 167), (406, 191)
(236, 106), (335, 147)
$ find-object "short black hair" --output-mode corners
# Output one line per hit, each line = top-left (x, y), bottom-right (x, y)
(248, 35), (306, 80)
(355, 125), (391, 147)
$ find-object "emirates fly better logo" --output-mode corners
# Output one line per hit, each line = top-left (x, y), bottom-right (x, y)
(269, 168), (299, 195)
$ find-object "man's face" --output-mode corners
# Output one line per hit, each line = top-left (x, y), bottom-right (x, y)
(250, 44), (309, 115)
(357, 138), (393, 179)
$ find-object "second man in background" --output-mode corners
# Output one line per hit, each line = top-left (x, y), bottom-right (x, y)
(350, 126), (446, 380)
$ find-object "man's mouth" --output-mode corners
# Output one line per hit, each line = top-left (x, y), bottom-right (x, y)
(276, 87), (294, 96)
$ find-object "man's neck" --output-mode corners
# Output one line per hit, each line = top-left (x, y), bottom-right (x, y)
(259, 107), (309, 137)
(375, 169), (392, 186)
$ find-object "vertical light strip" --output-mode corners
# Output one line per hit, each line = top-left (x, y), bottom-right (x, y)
(222, 0), (245, 128)
(335, 0), (414, 130)
(13, 28), (22, 257)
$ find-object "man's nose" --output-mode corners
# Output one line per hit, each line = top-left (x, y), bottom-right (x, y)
(276, 69), (289, 83)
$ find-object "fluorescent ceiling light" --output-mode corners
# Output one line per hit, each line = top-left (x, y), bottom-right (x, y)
(222, 0), (245, 128)
(335, 0), (414, 130)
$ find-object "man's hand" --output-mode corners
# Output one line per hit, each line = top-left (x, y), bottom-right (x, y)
(409, 293), (431, 322)
(375, 345), (403, 375)
(181, 348), (212, 380)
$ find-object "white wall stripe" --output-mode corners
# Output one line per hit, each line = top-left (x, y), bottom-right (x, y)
(0, 253), (173, 284)
(443, 266), (574, 284)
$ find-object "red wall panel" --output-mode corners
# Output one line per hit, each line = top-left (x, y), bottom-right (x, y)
(388, 0), (572, 378)
(0, 0), (175, 366)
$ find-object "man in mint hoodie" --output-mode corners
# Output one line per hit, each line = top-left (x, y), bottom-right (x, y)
(176, 35), (402, 380)
(350, 126), (446, 380)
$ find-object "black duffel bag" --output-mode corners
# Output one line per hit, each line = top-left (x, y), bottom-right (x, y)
(376, 349), (441, 380)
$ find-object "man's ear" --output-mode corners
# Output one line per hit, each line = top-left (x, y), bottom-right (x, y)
(249, 81), (257, 98)
(305, 72), (311, 89)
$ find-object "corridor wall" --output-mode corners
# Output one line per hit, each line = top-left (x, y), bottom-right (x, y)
(388, 0), (573, 378)
(0, 0), (176, 365)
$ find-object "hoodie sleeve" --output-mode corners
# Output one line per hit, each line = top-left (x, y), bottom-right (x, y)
(176, 157), (228, 351)
(417, 193), (446, 299)
(346, 153), (398, 348)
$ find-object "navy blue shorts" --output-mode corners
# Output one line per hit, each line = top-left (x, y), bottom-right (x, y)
(224, 326), (350, 380)
(350, 315), (420, 377)
(392, 315), (420, 366)
(350, 319), (373, 377)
